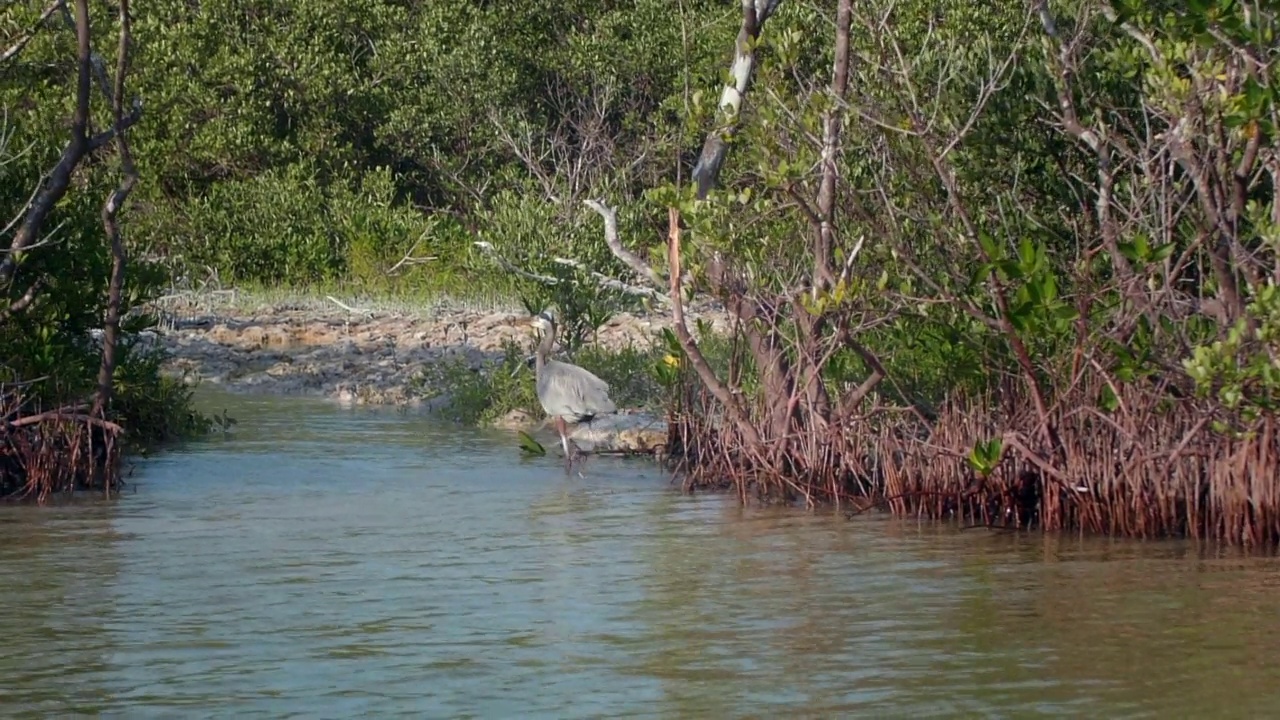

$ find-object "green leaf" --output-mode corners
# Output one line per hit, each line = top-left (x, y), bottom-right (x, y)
(1099, 384), (1120, 413)
(517, 431), (546, 456)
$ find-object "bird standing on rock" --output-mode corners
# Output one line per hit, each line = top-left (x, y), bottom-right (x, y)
(529, 310), (617, 467)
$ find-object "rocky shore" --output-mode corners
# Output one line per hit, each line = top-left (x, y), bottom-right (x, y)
(151, 293), (727, 452)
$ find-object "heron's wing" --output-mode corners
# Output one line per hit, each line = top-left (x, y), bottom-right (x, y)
(542, 360), (617, 415)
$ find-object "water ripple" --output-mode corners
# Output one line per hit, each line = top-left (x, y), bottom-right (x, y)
(2, 393), (1280, 717)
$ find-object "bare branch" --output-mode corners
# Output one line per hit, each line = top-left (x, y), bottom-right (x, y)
(548, 257), (667, 303)
(472, 240), (664, 303)
(582, 199), (666, 288)
(667, 207), (761, 445)
(472, 241), (561, 285)
(0, 277), (43, 322)
(386, 230), (438, 276)
(93, 0), (139, 417)
(0, 0), (64, 65)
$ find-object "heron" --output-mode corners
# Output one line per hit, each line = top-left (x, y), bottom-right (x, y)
(528, 310), (617, 466)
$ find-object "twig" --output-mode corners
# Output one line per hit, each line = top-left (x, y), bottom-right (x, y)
(325, 296), (373, 316)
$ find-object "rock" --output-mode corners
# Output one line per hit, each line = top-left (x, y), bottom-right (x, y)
(570, 412), (668, 454)
(494, 409), (536, 429)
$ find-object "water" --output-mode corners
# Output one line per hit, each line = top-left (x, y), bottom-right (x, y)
(3, 391), (1280, 718)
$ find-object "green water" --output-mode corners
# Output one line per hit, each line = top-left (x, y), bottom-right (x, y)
(2, 390), (1279, 718)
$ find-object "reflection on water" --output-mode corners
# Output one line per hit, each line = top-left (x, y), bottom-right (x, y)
(2, 390), (1280, 717)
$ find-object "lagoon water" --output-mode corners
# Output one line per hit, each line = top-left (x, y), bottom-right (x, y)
(3, 390), (1280, 718)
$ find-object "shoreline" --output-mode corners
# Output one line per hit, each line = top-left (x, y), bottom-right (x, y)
(150, 291), (723, 452)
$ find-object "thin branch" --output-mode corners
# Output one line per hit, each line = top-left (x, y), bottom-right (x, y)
(0, 277), (43, 322)
(93, 0), (139, 417)
(0, 0), (64, 65)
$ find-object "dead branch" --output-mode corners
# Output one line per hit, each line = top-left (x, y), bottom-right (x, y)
(325, 296), (374, 316)
(6, 409), (123, 434)
(548, 257), (667, 303)
(473, 239), (666, 303)
(582, 199), (667, 288)
(385, 231), (437, 276)
(0, 277), (43, 322)
(471, 240), (562, 285)
(668, 207), (761, 445)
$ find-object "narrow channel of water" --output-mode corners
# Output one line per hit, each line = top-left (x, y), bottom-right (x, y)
(2, 390), (1279, 718)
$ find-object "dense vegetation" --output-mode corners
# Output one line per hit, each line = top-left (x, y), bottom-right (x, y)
(3, 0), (212, 499)
(5, 0), (1279, 543)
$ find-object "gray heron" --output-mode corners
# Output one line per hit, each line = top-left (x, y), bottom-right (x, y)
(528, 310), (617, 465)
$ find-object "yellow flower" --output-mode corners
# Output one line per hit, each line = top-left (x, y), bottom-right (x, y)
(663, 353), (681, 368)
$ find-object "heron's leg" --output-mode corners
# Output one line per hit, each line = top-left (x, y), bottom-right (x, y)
(555, 416), (572, 467)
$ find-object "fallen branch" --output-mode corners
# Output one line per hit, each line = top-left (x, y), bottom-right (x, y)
(6, 410), (123, 434)
(473, 240), (665, 302)
(550, 257), (666, 302)
(325, 295), (374, 317)
(473, 241), (561, 284)
(582, 199), (666, 287)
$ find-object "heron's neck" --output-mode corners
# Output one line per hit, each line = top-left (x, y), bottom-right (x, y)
(535, 327), (555, 372)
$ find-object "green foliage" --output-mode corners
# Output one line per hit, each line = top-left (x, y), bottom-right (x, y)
(1185, 283), (1280, 428)
(86, 0), (739, 289)
(517, 430), (546, 456)
(967, 437), (1004, 479)
(479, 186), (644, 352)
(8, 0), (1277, 454)
(1, 3), (210, 454)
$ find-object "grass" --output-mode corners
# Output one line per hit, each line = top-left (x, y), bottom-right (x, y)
(147, 276), (530, 324)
